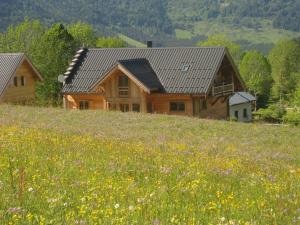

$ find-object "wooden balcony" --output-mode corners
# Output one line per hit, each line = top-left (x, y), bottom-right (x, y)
(212, 83), (234, 96)
(119, 87), (129, 97)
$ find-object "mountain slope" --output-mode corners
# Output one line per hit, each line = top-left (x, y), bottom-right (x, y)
(1, 0), (300, 51)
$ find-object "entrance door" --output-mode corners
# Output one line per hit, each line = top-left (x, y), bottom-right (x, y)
(193, 98), (201, 117)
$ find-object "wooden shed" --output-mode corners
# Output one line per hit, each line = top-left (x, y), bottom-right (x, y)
(0, 53), (43, 104)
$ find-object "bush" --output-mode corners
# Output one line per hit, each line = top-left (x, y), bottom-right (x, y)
(254, 104), (286, 123)
(283, 111), (300, 126)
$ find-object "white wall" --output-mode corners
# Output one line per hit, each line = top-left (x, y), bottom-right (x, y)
(230, 103), (253, 122)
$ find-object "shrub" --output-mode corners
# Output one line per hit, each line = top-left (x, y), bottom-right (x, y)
(283, 111), (300, 126)
(254, 104), (286, 123)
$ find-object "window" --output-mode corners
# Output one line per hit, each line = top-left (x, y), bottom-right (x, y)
(21, 76), (26, 86)
(201, 99), (207, 110)
(119, 75), (129, 97)
(147, 102), (153, 113)
(243, 108), (248, 118)
(14, 77), (18, 87)
(120, 104), (129, 112)
(181, 64), (190, 72)
(132, 104), (140, 112)
(235, 110), (239, 119)
(79, 101), (89, 110)
(108, 103), (117, 111)
(170, 102), (185, 112)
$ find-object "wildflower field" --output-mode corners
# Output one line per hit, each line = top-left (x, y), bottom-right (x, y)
(0, 105), (300, 224)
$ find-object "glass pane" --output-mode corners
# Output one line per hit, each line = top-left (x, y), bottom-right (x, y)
(14, 77), (18, 87)
(178, 103), (185, 112)
(79, 101), (89, 110)
(120, 104), (129, 112)
(170, 103), (178, 111)
(132, 104), (140, 112)
(201, 100), (207, 110)
(243, 109), (248, 118)
(235, 111), (239, 119)
(21, 76), (25, 86)
(119, 75), (129, 87)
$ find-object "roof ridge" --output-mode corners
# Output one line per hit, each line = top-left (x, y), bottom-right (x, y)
(118, 58), (148, 62)
(88, 46), (227, 51)
(237, 92), (252, 102)
(0, 53), (25, 56)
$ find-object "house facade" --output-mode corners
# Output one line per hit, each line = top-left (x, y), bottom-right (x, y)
(0, 53), (43, 103)
(229, 92), (256, 122)
(61, 47), (246, 120)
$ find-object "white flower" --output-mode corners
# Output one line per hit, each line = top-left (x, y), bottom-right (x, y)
(114, 203), (120, 209)
(137, 198), (144, 203)
(47, 198), (59, 203)
(220, 217), (226, 222)
(28, 187), (34, 192)
(129, 205), (134, 211)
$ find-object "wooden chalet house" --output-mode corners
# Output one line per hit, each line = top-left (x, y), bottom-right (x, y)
(61, 46), (245, 119)
(0, 53), (43, 103)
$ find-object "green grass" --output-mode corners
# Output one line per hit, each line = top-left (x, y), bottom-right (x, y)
(194, 20), (300, 44)
(175, 20), (300, 51)
(0, 105), (300, 224)
(175, 29), (193, 40)
(118, 34), (146, 48)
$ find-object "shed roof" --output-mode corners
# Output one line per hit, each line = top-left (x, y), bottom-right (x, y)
(229, 92), (256, 106)
(62, 47), (230, 94)
(0, 53), (24, 96)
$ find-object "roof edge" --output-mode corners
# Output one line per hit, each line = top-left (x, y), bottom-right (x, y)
(0, 54), (25, 98)
(87, 46), (227, 51)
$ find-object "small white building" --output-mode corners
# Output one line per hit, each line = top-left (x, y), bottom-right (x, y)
(229, 92), (256, 122)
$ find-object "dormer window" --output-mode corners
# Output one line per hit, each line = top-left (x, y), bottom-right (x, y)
(118, 75), (129, 97)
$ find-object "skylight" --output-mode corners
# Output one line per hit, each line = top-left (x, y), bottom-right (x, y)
(181, 64), (190, 72)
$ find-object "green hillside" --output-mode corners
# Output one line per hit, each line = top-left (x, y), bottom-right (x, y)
(0, 105), (299, 224)
(1, 0), (300, 51)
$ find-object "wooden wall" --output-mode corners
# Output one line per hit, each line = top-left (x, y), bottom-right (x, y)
(1, 60), (39, 103)
(65, 94), (104, 109)
(101, 70), (147, 112)
(200, 96), (229, 120)
(147, 94), (194, 116)
(64, 67), (229, 120)
(66, 70), (147, 111)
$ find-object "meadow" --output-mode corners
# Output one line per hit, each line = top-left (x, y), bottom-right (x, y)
(0, 105), (299, 224)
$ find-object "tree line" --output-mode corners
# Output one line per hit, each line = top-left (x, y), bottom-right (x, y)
(0, 19), (126, 106)
(1, 19), (299, 124)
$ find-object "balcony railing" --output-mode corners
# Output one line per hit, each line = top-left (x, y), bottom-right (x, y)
(212, 83), (234, 96)
(119, 87), (129, 97)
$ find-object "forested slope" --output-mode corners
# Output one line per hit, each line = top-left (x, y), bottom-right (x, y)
(0, 0), (300, 49)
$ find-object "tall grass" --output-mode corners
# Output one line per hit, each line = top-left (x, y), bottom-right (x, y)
(0, 105), (299, 224)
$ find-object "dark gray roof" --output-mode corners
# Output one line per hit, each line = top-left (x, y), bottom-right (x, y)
(62, 47), (227, 94)
(0, 53), (24, 96)
(229, 92), (256, 106)
(118, 58), (163, 91)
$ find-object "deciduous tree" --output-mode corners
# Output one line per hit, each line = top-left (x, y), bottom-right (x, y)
(239, 50), (272, 108)
(32, 24), (77, 106)
(68, 22), (97, 48)
(96, 37), (126, 48)
(268, 39), (300, 103)
(197, 34), (242, 64)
